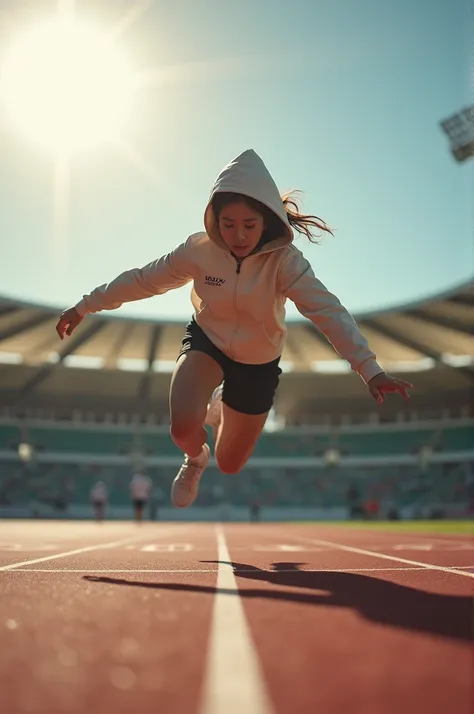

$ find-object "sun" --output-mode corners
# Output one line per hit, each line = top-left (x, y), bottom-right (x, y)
(0, 17), (137, 156)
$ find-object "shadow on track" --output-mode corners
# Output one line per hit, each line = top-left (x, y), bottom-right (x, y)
(83, 561), (473, 642)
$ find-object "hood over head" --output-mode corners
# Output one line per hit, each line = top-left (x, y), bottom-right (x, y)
(204, 149), (293, 253)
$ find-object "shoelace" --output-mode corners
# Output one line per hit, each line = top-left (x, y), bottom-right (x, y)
(177, 460), (201, 483)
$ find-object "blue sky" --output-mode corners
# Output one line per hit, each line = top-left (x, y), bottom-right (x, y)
(0, 0), (472, 322)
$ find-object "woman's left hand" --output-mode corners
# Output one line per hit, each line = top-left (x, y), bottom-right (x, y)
(368, 372), (413, 404)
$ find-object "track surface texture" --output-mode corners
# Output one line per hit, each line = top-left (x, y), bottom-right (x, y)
(0, 520), (473, 714)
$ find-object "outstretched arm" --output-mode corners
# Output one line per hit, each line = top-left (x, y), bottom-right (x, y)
(56, 238), (194, 339)
(76, 238), (194, 316)
(280, 248), (412, 402)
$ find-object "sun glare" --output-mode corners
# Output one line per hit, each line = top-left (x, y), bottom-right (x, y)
(0, 18), (136, 155)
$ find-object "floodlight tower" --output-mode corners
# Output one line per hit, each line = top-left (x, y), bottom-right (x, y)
(440, 105), (474, 161)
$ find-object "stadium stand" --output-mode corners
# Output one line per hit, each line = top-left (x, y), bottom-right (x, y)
(0, 280), (472, 521)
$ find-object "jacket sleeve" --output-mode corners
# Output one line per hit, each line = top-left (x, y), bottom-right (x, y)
(74, 238), (195, 316)
(279, 248), (384, 384)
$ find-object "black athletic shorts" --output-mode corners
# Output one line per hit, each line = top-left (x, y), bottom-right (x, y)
(177, 318), (282, 415)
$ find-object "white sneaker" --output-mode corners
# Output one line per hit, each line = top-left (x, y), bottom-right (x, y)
(171, 443), (210, 508)
(205, 384), (223, 428)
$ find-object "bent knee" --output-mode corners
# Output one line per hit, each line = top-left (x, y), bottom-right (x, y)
(170, 418), (202, 444)
(215, 453), (247, 475)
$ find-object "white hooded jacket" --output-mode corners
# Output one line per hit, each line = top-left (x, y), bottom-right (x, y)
(75, 150), (384, 384)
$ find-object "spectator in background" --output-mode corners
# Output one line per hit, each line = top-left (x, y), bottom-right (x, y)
(249, 498), (261, 523)
(365, 498), (380, 521)
(90, 480), (108, 522)
(130, 471), (152, 523)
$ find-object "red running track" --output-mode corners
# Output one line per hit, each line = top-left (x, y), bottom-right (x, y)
(0, 520), (472, 714)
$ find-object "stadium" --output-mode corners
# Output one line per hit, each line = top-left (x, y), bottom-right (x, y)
(0, 279), (472, 522)
(0, 4), (473, 713)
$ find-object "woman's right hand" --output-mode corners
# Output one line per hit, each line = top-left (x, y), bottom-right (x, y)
(56, 307), (83, 340)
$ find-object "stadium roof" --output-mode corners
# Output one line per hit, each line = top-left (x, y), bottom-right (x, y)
(0, 280), (472, 419)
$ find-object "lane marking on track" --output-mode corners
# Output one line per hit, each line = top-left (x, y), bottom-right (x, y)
(251, 542), (474, 552)
(288, 534), (474, 579)
(2, 540), (472, 554)
(3, 565), (474, 574)
(4, 568), (220, 573)
(338, 542), (474, 552)
(325, 532), (474, 548)
(200, 525), (274, 714)
(0, 536), (151, 572)
(253, 544), (315, 552)
(141, 543), (194, 552)
(0, 543), (58, 552)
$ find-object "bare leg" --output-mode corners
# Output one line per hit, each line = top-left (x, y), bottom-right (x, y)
(169, 351), (223, 458)
(214, 403), (268, 474)
(135, 503), (143, 523)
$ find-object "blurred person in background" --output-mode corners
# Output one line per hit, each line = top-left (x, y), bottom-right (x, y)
(90, 480), (107, 522)
(130, 471), (152, 523)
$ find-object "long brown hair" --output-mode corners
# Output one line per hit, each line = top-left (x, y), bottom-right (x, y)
(211, 191), (333, 244)
(282, 191), (333, 242)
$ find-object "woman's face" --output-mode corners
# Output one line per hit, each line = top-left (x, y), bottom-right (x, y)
(217, 200), (265, 257)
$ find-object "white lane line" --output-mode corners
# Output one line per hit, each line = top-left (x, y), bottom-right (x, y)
(0, 536), (146, 572)
(325, 530), (474, 547)
(289, 535), (474, 579)
(200, 525), (274, 714)
(4, 569), (219, 573)
(3, 565), (474, 574)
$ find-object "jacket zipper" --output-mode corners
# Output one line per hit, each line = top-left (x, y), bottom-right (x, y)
(229, 256), (245, 356)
